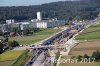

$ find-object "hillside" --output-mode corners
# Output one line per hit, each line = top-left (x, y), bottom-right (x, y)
(0, 0), (100, 23)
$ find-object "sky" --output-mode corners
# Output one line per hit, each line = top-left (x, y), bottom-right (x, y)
(0, 0), (76, 6)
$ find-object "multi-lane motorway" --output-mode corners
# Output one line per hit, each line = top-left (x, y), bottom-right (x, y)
(25, 22), (85, 66)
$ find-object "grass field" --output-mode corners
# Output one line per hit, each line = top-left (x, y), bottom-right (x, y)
(11, 50), (30, 66)
(0, 50), (25, 66)
(9, 28), (61, 45)
(75, 25), (100, 40)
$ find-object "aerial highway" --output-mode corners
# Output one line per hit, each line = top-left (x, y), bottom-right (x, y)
(25, 22), (85, 66)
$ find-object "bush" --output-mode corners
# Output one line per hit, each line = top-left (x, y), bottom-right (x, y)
(77, 55), (83, 61)
(71, 56), (76, 59)
(91, 50), (100, 61)
(13, 41), (19, 47)
(84, 54), (89, 59)
(76, 50), (100, 62)
(8, 40), (19, 49)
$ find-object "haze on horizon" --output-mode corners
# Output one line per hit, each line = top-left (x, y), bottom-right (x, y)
(0, 0), (78, 6)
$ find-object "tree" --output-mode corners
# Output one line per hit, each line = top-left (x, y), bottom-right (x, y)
(13, 40), (19, 47)
(8, 40), (19, 49)
(23, 28), (30, 35)
(4, 36), (9, 42)
(84, 54), (89, 59)
(91, 50), (100, 60)
(8, 41), (13, 49)
(0, 42), (3, 53)
(0, 0), (100, 23)
(77, 55), (83, 61)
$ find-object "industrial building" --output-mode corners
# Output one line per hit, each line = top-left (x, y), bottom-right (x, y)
(0, 24), (9, 33)
(10, 19), (66, 29)
(0, 12), (67, 33)
(7, 12), (66, 29)
(30, 20), (66, 28)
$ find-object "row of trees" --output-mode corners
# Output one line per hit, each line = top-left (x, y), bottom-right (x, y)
(76, 50), (100, 62)
(1, 28), (41, 37)
(0, 0), (100, 23)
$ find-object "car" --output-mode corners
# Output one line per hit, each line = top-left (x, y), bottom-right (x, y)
(27, 61), (33, 65)
(30, 45), (35, 47)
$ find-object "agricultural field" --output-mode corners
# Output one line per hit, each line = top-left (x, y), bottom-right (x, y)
(0, 50), (26, 66)
(75, 25), (100, 41)
(59, 25), (100, 66)
(9, 28), (61, 45)
(70, 41), (100, 56)
(59, 41), (100, 66)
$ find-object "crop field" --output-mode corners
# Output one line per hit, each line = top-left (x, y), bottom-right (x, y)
(9, 28), (61, 45)
(0, 50), (25, 66)
(75, 25), (100, 41)
(70, 41), (100, 55)
(59, 41), (100, 66)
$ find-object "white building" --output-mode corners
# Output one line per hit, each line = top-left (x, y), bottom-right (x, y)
(20, 22), (30, 30)
(0, 19), (66, 33)
(6, 19), (15, 25)
(37, 12), (42, 21)
(11, 22), (31, 30)
(30, 20), (66, 28)
(0, 24), (9, 33)
(36, 22), (47, 28)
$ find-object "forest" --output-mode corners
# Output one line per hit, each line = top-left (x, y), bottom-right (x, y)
(0, 0), (100, 23)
